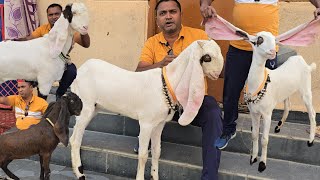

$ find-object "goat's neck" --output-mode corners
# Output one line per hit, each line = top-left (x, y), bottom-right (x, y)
(247, 52), (267, 94)
(61, 27), (75, 56)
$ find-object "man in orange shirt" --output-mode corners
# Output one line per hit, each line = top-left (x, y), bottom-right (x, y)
(16, 3), (90, 100)
(0, 80), (48, 131)
(135, 1), (223, 179)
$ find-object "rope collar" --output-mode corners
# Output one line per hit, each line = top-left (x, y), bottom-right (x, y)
(244, 68), (271, 104)
(161, 67), (182, 114)
(58, 53), (71, 64)
(46, 118), (54, 127)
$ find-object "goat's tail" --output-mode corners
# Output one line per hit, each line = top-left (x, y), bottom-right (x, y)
(309, 63), (317, 72)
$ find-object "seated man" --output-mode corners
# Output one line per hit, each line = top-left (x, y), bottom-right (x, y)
(0, 80), (48, 132)
(16, 3), (90, 100)
(135, 0), (223, 179)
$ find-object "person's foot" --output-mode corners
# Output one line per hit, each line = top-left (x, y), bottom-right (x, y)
(215, 131), (237, 150)
(306, 126), (320, 138)
(133, 140), (151, 154)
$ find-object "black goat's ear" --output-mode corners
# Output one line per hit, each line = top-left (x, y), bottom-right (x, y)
(53, 99), (70, 147)
(63, 4), (73, 23)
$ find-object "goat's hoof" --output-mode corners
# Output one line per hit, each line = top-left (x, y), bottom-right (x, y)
(274, 126), (280, 133)
(250, 156), (257, 165)
(78, 165), (84, 174)
(307, 140), (314, 147)
(79, 175), (85, 180)
(258, 162), (266, 172)
(277, 121), (282, 126)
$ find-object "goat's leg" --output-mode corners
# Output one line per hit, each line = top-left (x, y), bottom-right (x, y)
(136, 122), (153, 180)
(1, 160), (19, 180)
(40, 155), (44, 179)
(250, 112), (261, 165)
(40, 153), (52, 180)
(259, 113), (272, 172)
(274, 98), (290, 133)
(70, 105), (96, 180)
(302, 92), (316, 147)
(37, 76), (55, 96)
(150, 121), (166, 180)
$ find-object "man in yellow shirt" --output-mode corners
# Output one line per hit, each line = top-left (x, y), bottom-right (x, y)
(200, 0), (320, 150)
(136, 1), (223, 179)
(16, 3), (90, 100)
(0, 80), (48, 131)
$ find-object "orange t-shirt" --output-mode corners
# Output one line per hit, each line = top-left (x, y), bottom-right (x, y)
(7, 95), (48, 130)
(230, 3), (279, 51)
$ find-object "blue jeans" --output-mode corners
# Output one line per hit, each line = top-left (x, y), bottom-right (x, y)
(173, 95), (223, 180)
(223, 45), (277, 135)
(56, 63), (77, 97)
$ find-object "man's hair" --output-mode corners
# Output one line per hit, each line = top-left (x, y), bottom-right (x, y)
(47, 3), (63, 13)
(17, 79), (38, 87)
(155, 0), (181, 12)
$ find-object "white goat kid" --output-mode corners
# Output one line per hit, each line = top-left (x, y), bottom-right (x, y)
(69, 40), (224, 180)
(205, 15), (319, 172)
(0, 3), (89, 96)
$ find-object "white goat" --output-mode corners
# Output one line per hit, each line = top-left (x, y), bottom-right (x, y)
(0, 3), (89, 96)
(205, 15), (320, 172)
(69, 40), (224, 180)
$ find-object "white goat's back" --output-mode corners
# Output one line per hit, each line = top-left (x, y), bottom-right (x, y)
(71, 59), (165, 119)
(265, 55), (315, 104)
(0, 38), (64, 82)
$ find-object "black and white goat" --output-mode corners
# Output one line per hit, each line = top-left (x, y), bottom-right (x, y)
(0, 92), (82, 180)
(205, 15), (319, 172)
(0, 3), (89, 96)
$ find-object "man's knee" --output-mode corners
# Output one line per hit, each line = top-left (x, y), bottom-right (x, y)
(202, 96), (220, 111)
(65, 63), (77, 79)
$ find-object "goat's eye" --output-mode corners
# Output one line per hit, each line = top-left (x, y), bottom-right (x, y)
(200, 54), (212, 64)
(257, 36), (264, 46)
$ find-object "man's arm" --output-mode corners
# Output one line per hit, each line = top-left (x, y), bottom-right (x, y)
(0, 97), (11, 106)
(74, 32), (90, 48)
(200, 0), (217, 18)
(309, 0), (320, 17)
(136, 54), (176, 72)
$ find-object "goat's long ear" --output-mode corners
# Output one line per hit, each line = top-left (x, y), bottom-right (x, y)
(175, 44), (205, 126)
(276, 18), (320, 46)
(43, 102), (56, 118)
(204, 15), (251, 41)
(53, 99), (70, 147)
(48, 15), (69, 58)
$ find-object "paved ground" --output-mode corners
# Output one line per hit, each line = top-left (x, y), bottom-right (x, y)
(0, 159), (132, 180)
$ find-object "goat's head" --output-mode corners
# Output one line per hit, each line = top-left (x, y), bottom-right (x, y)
(63, 3), (89, 35)
(247, 31), (277, 60)
(48, 3), (89, 58)
(61, 92), (83, 116)
(197, 40), (224, 80)
(175, 40), (224, 126)
(48, 92), (82, 147)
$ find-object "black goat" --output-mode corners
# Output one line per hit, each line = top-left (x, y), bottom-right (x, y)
(0, 92), (82, 180)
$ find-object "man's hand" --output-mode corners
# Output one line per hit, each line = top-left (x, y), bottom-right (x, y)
(314, 8), (320, 18)
(159, 55), (176, 68)
(200, 3), (217, 18)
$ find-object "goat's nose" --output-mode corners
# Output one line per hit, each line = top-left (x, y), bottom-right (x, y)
(270, 49), (276, 55)
(83, 26), (88, 30)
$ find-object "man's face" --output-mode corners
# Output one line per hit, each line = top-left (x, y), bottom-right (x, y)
(156, 1), (182, 34)
(47, 6), (62, 27)
(18, 82), (33, 99)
